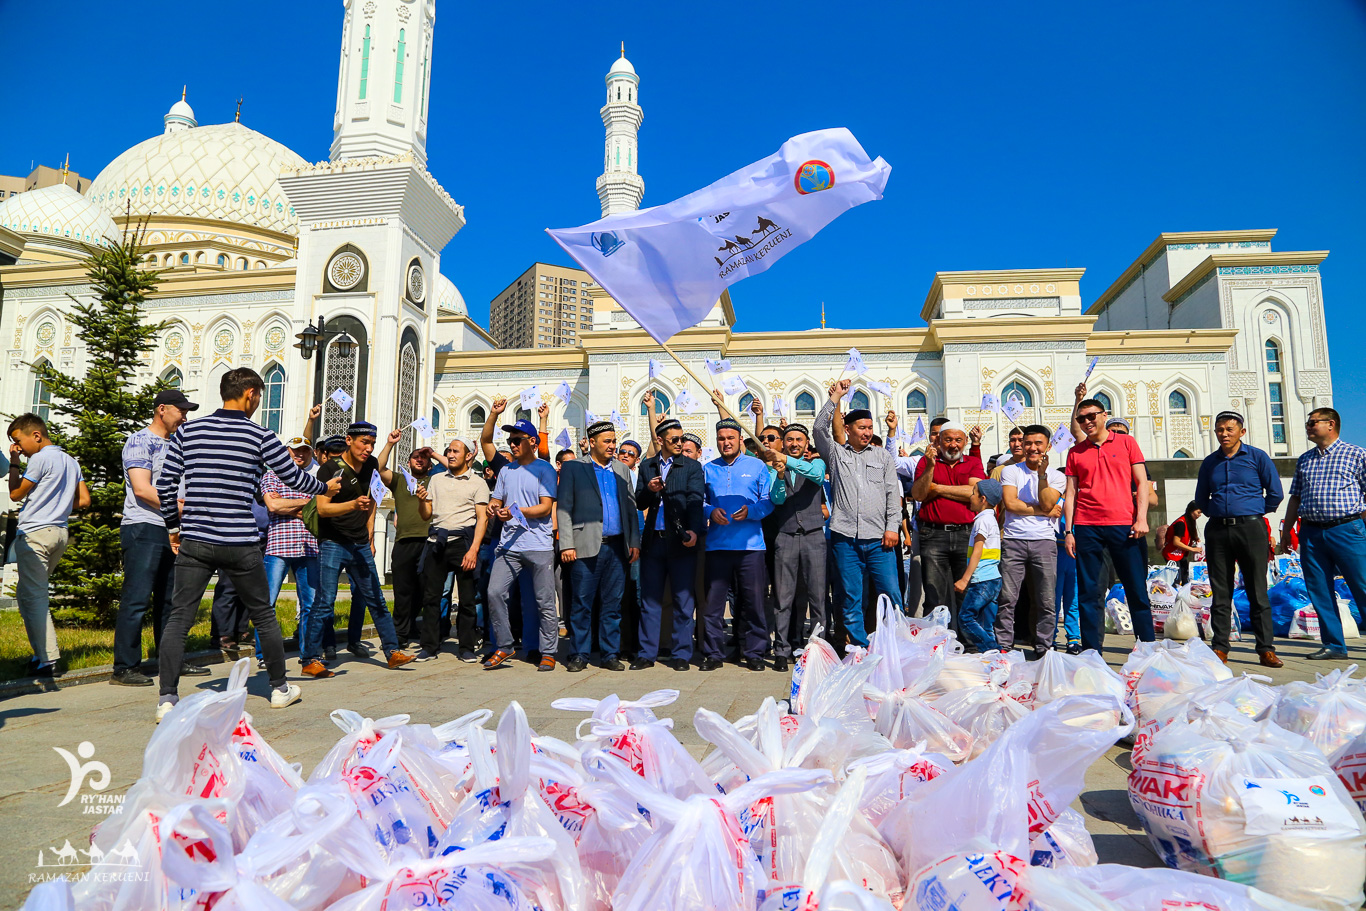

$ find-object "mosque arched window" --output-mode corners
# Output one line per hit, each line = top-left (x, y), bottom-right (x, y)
(1265, 339), (1282, 374)
(160, 367), (183, 390)
(640, 389), (671, 415)
(359, 25), (371, 100)
(1093, 391), (1113, 414)
(738, 392), (756, 415)
(179, 253), (189, 265)
(30, 361), (51, 421)
(850, 390), (870, 411)
(1002, 381), (1033, 407)
(468, 405), (486, 429)
(393, 29), (406, 103)
(395, 328), (420, 462)
(1168, 390), (1189, 415)
(906, 389), (928, 413)
(795, 392), (817, 421)
(259, 363), (286, 434)
(216, 254), (227, 267)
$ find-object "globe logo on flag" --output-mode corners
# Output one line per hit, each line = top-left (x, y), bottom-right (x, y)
(794, 159), (835, 194)
(591, 231), (625, 257)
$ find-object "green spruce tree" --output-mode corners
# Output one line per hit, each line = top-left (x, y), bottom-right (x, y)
(32, 223), (169, 625)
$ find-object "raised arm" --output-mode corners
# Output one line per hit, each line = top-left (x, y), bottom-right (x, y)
(376, 429), (402, 485)
(481, 396), (506, 464)
(537, 403), (550, 461)
(301, 403), (322, 443)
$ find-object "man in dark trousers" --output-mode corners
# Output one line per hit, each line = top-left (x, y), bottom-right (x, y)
(557, 419), (640, 672)
(633, 418), (705, 670)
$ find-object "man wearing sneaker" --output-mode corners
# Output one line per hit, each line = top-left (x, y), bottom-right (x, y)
(558, 419), (640, 673)
(1281, 407), (1366, 661)
(303, 421), (415, 677)
(635, 418), (706, 671)
(995, 425), (1065, 659)
(111, 390), (199, 686)
(1195, 410), (1285, 667)
(483, 418), (559, 671)
(418, 439), (488, 663)
(154, 369), (338, 719)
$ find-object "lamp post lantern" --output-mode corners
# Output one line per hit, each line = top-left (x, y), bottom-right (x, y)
(295, 316), (358, 417)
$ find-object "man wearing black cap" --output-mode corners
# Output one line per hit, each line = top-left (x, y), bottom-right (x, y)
(557, 420), (640, 671)
(635, 417), (706, 669)
(1195, 410), (1284, 666)
(111, 389), (201, 686)
(701, 415), (776, 671)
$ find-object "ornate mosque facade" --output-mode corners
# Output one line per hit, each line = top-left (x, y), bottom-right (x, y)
(0, 1), (1337, 551)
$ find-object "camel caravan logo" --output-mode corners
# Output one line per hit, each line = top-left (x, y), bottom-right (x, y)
(54, 741), (122, 815)
(32, 838), (146, 885)
(706, 211), (794, 279)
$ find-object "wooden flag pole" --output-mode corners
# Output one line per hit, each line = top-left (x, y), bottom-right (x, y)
(657, 338), (762, 448)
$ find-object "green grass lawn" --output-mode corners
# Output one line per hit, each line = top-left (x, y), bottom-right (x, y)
(0, 598), (356, 681)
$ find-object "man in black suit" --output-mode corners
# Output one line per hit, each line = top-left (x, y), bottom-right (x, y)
(634, 418), (705, 670)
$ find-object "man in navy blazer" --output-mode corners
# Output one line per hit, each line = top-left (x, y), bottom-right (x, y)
(557, 420), (640, 672)
(633, 418), (706, 670)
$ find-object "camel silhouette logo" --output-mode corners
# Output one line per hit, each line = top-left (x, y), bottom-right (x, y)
(591, 231), (625, 257)
(54, 741), (110, 807)
(36, 838), (139, 867)
(794, 159), (835, 194)
(712, 215), (787, 270)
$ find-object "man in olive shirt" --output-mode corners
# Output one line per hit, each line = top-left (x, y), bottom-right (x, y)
(376, 430), (434, 649)
(421, 439), (490, 662)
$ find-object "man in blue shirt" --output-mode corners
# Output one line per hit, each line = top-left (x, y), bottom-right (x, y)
(1194, 410), (1284, 667)
(557, 420), (640, 673)
(702, 416), (775, 671)
(1281, 406), (1366, 660)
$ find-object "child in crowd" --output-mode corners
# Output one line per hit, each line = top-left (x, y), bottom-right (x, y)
(954, 478), (1003, 653)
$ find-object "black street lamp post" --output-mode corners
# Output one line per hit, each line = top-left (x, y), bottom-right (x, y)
(294, 316), (357, 409)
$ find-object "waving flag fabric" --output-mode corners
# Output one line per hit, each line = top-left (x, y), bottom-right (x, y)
(548, 128), (891, 344)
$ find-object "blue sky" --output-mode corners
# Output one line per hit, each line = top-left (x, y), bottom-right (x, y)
(4, 0), (1364, 444)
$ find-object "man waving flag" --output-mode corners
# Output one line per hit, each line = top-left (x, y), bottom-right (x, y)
(548, 128), (890, 344)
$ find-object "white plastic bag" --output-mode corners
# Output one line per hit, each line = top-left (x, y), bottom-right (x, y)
(1289, 607), (1321, 639)
(790, 623), (844, 714)
(1128, 711), (1366, 911)
(1121, 639), (1232, 731)
(906, 846), (1120, 911)
(223, 660), (304, 837)
(1164, 590), (1199, 641)
(1031, 648), (1126, 706)
(929, 671), (1032, 759)
(1029, 807), (1098, 868)
(845, 747), (952, 826)
(1066, 862), (1313, 911)
(1271, 665), (1366, 759)
(552, 689), (681, 727)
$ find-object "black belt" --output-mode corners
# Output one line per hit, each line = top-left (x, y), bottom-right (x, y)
(1212, 515), (1259, 526)
(1304, 515), (1361, 529)
(920, 521), (970, 530)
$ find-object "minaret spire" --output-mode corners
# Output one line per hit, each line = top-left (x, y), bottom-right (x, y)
(596, 46), (645, 217)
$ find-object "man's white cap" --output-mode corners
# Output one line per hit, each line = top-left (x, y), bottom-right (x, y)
(939, 420), (968, 434)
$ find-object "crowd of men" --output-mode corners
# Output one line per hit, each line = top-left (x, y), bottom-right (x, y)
(6, 364), (1366, 716)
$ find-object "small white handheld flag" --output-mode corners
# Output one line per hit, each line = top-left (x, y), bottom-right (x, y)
(548, 128), (891, 344)
(700, 446), (717, 463)
(507, 503), (528, 528)
(399, 468), (419, 495)
(677, 390), (699, 415)
(585, 410), (598, 424)
(1003, 395), (1025, 424)
(980, 393), (1002, 414)
(772, 396), (787, 418)
(909, 417), (928, 445)
(868, 380), (892, 397)
(648, 358), (662, 380)
(368, 469), (388, 504)
(1084, 356), (1099, 380)
(721, 375), (748, 396)
(610, 409), (627, 430)
(841, 386), (854, 407)
(410, 416), (434, 438)
(704, 357), (732, 376)
(493, 427), (506, 444)
(329, 388), (354, 412)
(1051, 424), (1075, 455)
(554, 381), (572, 407)
(844, 347), (868, 376)
(519, 386), (541, 412)
(555, 428), (572, 450)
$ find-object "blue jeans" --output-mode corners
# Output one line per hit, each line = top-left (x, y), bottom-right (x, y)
(265, 554), (332, 652)
(114, 523), (176, 672)
(1074, 524), (1154, 651)
(1301, 519), (1366, 654)
(830, 533), (902, 648)
(568, 537), (628, 658)
(307, 539), (399, 662)
(959, 576), (1002, 653)
(1055, 545), (1081, 644)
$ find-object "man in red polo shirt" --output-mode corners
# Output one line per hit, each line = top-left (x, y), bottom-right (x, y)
(1063, 397), (1155, 651)
(911, 420), (987, 621)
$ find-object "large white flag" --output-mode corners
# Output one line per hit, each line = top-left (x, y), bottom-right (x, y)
(547, 128), (891, 344)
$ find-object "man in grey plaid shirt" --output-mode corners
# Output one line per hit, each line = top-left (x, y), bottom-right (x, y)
(1281, 406), (1366, 660)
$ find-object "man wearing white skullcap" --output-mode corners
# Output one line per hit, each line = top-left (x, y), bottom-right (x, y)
(911, 418), (986, 624)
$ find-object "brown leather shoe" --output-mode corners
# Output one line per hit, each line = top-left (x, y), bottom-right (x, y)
(1259, 650), (1284, 669)
(387, 651), (415, 669)
(301, 660), (334, 678)
(1213, 648), (1229, 664)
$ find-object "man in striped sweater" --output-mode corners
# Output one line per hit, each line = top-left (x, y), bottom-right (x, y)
(154, 368), (340, 721)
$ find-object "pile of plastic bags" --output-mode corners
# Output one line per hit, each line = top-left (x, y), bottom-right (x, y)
(24, 609), (1366, 911)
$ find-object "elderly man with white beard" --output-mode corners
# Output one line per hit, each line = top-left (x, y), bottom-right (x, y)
(911, 419), (987, 623)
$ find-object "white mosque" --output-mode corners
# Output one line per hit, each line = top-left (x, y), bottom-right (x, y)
(0, 0), (1338, 553)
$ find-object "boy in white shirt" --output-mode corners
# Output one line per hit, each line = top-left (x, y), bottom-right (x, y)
(994, 425), (1066, 657)
(954, 478), (1004, 653)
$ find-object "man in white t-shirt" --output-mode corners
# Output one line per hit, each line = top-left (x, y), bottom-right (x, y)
(994, 424), (1065, 657)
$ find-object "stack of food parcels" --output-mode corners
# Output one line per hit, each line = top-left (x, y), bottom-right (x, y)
(23, 603), (1366, 911)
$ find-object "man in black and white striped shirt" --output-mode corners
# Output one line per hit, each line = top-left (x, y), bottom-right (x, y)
(154, 367), (339, 721)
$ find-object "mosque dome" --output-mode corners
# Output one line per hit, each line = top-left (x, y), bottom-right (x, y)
(435, 272), (466, 315)
(0, 183), (119, 251)
(608, 52), (636, 79)
(88, 121), (309, 235)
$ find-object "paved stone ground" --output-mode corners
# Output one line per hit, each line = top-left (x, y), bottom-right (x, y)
(0, 634), (1354, 909)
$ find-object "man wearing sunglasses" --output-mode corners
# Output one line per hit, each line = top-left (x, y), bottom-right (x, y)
(1063, 398), (1155, 651)
(1281, 407), (1366, 660)
(483, 418), (559, 670)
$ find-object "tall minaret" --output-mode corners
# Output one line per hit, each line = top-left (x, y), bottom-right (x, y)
(330, 0), (435, 166)
(596, 43), (645, 217)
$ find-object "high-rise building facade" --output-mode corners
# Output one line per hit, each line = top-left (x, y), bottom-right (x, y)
(488, 262), (596, 349)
